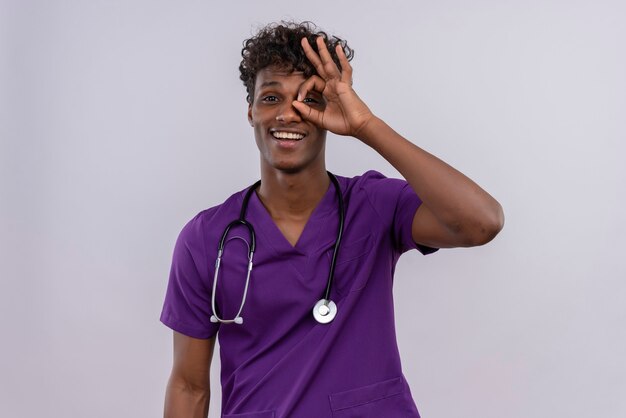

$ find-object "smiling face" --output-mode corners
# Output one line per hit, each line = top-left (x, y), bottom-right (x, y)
(248, 66), (327, 175)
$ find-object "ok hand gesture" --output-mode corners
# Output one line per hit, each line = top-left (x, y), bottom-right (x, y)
(292, 37), (375, 138)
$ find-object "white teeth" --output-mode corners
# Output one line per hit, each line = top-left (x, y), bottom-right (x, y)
(272, 131), (305, 140)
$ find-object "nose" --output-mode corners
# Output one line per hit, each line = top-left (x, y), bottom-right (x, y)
(275, 101), (302, 123)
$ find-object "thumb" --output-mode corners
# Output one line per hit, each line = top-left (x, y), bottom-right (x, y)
(292, 101), (324, 127)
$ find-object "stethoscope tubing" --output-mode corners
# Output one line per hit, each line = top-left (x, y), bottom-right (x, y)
(210, 183), (259, 324)
(322, 172), (344, 303)
(210, 171), (344, 325)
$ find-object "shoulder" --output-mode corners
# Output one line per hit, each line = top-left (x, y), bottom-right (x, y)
(336, 169), (410, 206)
(178, 186), (251, 242)
(337, 169), (406, 191)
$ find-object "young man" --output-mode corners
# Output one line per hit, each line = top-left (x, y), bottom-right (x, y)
(161, 21), (504, 417)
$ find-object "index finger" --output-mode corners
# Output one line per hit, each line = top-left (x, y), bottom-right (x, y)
(296, 74), (326, 102)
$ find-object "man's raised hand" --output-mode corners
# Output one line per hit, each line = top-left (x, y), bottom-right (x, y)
(292, 36), (374, 138)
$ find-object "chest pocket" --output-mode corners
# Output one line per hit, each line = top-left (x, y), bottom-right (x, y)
(326, 232), (375, 296)
(222, 411), (275, 418)
(329, 376), (420, 418)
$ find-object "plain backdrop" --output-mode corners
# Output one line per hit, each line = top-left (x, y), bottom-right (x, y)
(1, 0), (625, 417)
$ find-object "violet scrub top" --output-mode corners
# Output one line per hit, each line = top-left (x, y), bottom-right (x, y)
(160, 170), (438, 417)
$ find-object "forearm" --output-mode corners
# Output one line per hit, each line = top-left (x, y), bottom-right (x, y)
(164, 379), (210, 418)
(357, 116), (504, 241)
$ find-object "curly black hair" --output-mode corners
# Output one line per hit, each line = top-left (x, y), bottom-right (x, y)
(239, 21), (354, 103)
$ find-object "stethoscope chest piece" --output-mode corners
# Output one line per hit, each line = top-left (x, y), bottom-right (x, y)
(313, 299), (337, 324)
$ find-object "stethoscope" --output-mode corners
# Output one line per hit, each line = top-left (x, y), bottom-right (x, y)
(210, 171), (344, 325)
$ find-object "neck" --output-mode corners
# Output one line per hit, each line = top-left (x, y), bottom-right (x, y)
(257, 166), (330, 220)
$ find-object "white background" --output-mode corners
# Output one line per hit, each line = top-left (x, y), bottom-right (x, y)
(1, 0), (625, 417)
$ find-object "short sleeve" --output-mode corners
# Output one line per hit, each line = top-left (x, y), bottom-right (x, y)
(160, 213), (220, 339)
(360, 170), (439, 255)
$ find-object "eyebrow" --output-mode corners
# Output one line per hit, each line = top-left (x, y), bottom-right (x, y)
(258, 80), (282, 88)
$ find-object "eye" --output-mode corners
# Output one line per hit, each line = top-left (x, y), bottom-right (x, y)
(261, 95), (279, 102)
(303, 95), (325, 106)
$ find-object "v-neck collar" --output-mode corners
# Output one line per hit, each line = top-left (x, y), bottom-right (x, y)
(247, 179), (337, 258)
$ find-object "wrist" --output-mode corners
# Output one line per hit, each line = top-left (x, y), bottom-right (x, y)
(354, 115), (385, 146)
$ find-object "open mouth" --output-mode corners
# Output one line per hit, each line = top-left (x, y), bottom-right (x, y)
(271, 131), (306, 140)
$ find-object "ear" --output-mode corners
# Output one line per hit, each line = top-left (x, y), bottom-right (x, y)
(247, 103), (253, 127)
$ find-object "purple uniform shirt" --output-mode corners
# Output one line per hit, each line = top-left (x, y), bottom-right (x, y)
(161, 170), (438, 417)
